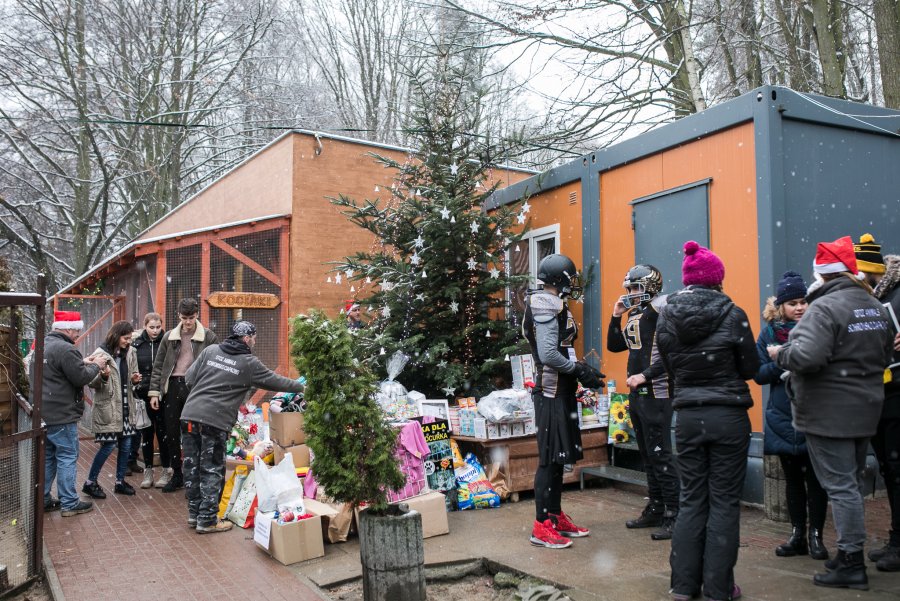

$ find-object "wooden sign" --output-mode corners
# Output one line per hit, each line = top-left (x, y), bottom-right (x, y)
(207, 291), (280, 309)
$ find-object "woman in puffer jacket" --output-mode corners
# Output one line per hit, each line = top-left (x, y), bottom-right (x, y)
(82, 321), (141, 498)
(755, 272), (828, 561)
(657, 241), (760, 601)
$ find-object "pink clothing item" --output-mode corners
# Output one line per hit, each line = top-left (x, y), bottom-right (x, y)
(171, 329), (195, 376)
(682, 240), (726, 287)
(386, 421), (429, 503)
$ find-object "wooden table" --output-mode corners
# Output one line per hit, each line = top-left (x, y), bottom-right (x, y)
(453, 429), (608, 501)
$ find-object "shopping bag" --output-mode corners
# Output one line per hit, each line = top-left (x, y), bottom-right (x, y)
(218, 465), (250, 520)
(254, 453), (304, 514)
(607, 392), (636, 444)
(226, 470), (258, 528)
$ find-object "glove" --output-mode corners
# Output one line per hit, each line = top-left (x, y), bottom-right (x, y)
(572, 361), (606, 389)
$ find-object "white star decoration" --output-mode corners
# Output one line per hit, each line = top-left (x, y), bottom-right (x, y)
(517, 213), (526, 224)
(345, 268), (354, 278)
(522, 201), (531, 213)
(414, 235), (425, 248)
(470, 222), (479, 234)
(335, 274), (342, 284)
(440, 207), (451, 219)
(382, 306), (391, 318)
(450, 164), (458, 175)
(489, 268), (500, 279)
(442, 386), (456, 396)
(466, 258), (478, 270)
(502, 237), (511, 247)
(410, 253), (421, 266)
(450, 301), (459, 313)
(416, 293), (425, 301)
(438, 360), (447, 368)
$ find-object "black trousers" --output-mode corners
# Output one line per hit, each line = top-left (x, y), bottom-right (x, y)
(630, 388), (680, 510)
(182, 421), (228, 528)
(140, 399), (169, 469)
(670, 406), (750, 601)
(778, 453), (828, 532)
(162, 376), (190, 472)
(871, 415), (900, 546)
(534, 463), (564, 522)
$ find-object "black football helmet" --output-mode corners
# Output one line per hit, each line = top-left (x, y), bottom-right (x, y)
(622, 264), (662, 307)
(537, 254), (583, 299)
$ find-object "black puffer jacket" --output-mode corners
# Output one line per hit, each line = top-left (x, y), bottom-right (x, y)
(132, 329), (165, 400)
(656, 286), (760, 410)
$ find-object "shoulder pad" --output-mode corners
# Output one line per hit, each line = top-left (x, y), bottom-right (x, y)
(530, 292), (563, 322)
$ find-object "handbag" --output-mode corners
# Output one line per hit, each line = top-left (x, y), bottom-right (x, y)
(132, 396), (151, 429)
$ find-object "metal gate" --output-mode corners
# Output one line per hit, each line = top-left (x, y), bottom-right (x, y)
(0, 277), (47, 595)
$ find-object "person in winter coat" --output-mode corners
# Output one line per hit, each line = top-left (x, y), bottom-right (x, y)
(865, 244), (900, 572)
(180, 321), (305, 534)
(773, 236), (894, 590)
(523, 253), (604, 549)
(147, 298), (217, 492)
(83, 320), (142, 498)
(755, 271), (829, 560)
(657, 241), (759, 601)
(36, 310), (104, 517)
(132, 313), (168, 489)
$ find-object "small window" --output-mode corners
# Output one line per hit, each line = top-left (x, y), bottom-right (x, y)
(506, 224), (560, 321)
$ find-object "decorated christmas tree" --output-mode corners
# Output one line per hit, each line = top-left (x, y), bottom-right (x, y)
(332, 47), (530, 398)
(289, 311), (404, 511)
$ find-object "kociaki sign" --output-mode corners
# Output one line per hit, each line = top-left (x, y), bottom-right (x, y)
(207, 291), (281, 309)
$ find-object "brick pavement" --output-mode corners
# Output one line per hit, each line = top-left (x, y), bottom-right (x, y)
(43, 437), (327, 601)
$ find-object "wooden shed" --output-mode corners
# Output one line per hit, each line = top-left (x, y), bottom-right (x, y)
(56, 130), (533, 381)
(489, 86), (900, 500)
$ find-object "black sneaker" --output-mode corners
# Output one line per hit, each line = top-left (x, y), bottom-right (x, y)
(44, 497), (61, 512)
(876, 546), (900, 572)
(82, 481), (106, 499)
(114, 481), (136, 496)
(161, 471), (184, 493)
(127, 460), (144, 474)
(61, 501), (94, 517)
(651, 514), (676, 540)
(868, 542), (895, 562)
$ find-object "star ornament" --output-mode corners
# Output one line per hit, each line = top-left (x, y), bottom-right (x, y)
(440, 207), (451, 220)
(414, 235), (425, 248)
(521, 201), (531, 213)
(466, 258), (478, 270)
(449, 301), (459, 313)
(442, 386), (456, 396)
(450, 163), (458, 175)
(489, 268), (500, 279)
(470, 221), (479, 234)
(410, 253), (421, 266)
(517, 212), (526, 224)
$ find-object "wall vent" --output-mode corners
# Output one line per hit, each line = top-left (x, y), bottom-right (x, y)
(568, 192), (578, 205)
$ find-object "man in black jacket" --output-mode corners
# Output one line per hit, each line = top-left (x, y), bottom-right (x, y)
(869, 245), (900, 572)
(36, 311), (104, 516)
(607, 264), (679, 540)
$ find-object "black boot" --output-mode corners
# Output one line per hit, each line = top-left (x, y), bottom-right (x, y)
(813, 550), (868, 590)
(626, 500), (664, 529)
(876, 545), (900, 572)
(808, 528), (829, 560)
(775, 526), (808, 557)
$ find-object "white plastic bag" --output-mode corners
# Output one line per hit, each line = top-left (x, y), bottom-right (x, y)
(254, 454), (305, 514)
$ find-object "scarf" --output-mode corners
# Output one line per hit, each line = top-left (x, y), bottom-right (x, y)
(769, 319), (797, 344)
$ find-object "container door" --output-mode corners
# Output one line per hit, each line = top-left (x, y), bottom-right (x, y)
(631, 181), (710, 294)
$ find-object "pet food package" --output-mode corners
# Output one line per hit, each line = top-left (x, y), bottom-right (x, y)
(449, 439), (500, 510)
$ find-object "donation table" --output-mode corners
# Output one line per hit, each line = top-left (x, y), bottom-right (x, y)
(452, 428), (608, 501)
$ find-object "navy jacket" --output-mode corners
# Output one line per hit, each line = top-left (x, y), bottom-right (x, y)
(755, 323), (805, 455)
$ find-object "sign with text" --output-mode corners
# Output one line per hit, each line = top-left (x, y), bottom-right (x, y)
(414, 418), (455, 492)
(207, 291), (280, 309)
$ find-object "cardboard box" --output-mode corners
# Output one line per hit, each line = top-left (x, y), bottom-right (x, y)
(511, 421), (526, 437)
(270, 412), (306, 446)
(274, 443), (310, 468)
(391, 491), (449, 538)
(473, 417), (487, 440)
(511, 354), (535, 390)
(499, 423), (511, 439)
(486, 422), (501, 439)
(303, 498), (342, 542)
(256, 512), (324, 565)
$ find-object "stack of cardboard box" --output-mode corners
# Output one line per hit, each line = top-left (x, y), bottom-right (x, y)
(270, 412), (310, 468)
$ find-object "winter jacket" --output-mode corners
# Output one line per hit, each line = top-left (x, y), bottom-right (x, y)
(874, 254), (900, 417)
(180, 339), (304, 432)
(148, 321), (217, 398)
(132, 328), (164, 400)
(755, 317), (805, 455)
(656, 286), (759, 410)
(777, 276), (894, 438)
(87, 345), (139, 435)
(33, 331), (101, 426)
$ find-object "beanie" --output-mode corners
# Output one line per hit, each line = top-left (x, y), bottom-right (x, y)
(775, 271), (807, 305)
(853, 233), (885, 274)
(681, 241), (725, 287)
(814, 236), (858, 275)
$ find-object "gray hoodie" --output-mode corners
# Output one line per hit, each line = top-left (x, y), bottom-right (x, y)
(180, 341), (304, 432)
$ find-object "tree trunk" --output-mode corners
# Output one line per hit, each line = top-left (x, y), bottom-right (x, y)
(874, 0), (900, 108)
(358, 507), (425, 601)
(810, 0), (846, 97)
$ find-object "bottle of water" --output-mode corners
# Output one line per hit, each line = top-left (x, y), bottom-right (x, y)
(607, 379), (617, 396)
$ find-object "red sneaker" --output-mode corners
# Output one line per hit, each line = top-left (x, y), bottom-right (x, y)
(550, 510), (590, 537)
(530, 519), (573, 549)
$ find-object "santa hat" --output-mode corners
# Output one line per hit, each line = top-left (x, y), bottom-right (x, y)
(52, 310), (84, 330)
(814, 236), (858, 275)
(344, 301), (360, 312)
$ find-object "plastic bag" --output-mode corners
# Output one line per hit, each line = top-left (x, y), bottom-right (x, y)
(376, 351), (417, 419)
(477, 389), (532, 422)
(254, 454), (305, 514)
(449, 440), (500, 510)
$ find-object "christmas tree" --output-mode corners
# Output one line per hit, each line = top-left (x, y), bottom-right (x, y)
(289, 311), (404, 511)
(332, 46), (530, 398)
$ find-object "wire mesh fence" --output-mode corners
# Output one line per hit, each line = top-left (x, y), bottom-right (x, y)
(0, 409), (38, 591)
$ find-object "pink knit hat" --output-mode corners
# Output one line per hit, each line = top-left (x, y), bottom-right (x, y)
(682, 241), (725, 287)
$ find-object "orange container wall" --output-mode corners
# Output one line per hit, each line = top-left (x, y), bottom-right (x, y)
(510, 182), (587, 358)
(600, 122), (763, 430)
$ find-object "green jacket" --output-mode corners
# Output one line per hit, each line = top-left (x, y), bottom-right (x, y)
(148, 321), (217, 398)
(88, 346), (139, 435)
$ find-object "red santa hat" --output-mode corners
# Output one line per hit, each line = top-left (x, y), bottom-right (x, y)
(814, 236), (858, 276)
(344, 300), (360, 313)
(52, 310), (84, 330)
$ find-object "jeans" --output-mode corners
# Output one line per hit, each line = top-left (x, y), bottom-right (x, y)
(670, 406), (750, 601)
(162, 377), (190, 472)
(87, 435), (133, 483)
(182, 421), (228, 527)
(44, 423), (80, 509)
(631, 388), (680, 510)
(806, 433), (869, 552)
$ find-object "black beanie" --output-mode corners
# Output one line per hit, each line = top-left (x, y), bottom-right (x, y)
(775, 271), (807, 306)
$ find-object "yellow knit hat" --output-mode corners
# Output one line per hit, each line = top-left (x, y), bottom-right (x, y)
(854, 233), (886, 274)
